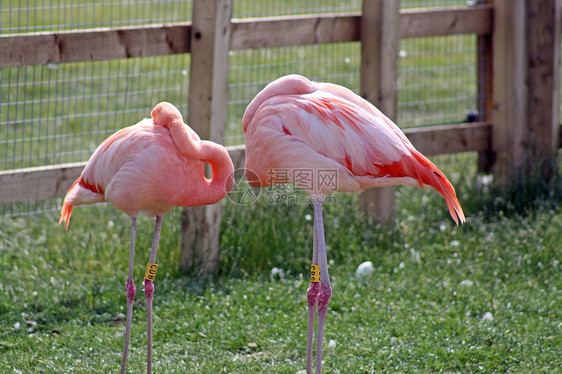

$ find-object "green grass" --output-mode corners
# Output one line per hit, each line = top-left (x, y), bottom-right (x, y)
(1, 173), (561, 373)
(1, 1), (559, 372)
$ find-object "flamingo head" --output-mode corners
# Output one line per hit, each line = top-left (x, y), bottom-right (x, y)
(151, 102), (184, 128)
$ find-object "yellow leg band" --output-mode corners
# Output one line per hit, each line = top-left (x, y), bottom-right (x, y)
(310, 264), (320, 283)
(145, 262), (159, 281)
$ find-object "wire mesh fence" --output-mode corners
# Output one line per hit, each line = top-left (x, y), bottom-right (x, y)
(1, 56), (191, 170)
(0, 0), (192, 34)
(1, 1), (193, 217)
(1, 0), (486, 217)
(401, 0), (472, 8)
(226, 43), (361, 146)
(398, 35), (478, 128)
(225, 0), (485, 182)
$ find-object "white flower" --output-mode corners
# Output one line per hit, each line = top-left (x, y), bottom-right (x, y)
(482, 312), (494, 322)
(355, 261), (375, 279)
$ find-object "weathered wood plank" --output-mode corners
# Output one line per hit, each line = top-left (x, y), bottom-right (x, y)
(404, 122), (492, 156)
(400, 6), (493, 38)
(0, 7), (493, 67)
(0, 24), (191, 68)
(230, 14), (360, 50)
(0, 126), (492, 205)
(180, 0), (232, 274)
(476, 0), (494, 173)
(491, 0), (527, 184)
(230, 7), (493, 50)
(359, 0), (401, 219)
(0, 163), (83, 205)
(525, 0), (562, 178)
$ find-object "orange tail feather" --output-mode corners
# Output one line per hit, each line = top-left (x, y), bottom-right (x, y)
(59, 178), (79, 231)
(59, 201), (74, 231)
(412, 152), (466, 225)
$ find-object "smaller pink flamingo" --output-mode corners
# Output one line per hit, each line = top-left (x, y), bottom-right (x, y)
(243, 74), (465, 373)
(60, 102), (234, 374)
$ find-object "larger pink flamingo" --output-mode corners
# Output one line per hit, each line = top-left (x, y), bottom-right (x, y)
(242, 74), (465, 373)
(59, 102), (234, 374)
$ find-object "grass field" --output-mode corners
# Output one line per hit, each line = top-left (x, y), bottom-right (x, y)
(1, 172), (561, 372)
(1, 0), (561, 372)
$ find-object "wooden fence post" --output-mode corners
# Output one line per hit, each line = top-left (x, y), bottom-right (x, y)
(491, 0), (527, 185)
(525, 0), (561, 178)
(359, 0), (401, 219)
(180, 0), (232, 274)
(492, 0), (561, 185)
(476, 0), (494, 173)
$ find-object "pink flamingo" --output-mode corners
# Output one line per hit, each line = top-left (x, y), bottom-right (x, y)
(59, 102), (234, 374)
(242, 74), (465, 373)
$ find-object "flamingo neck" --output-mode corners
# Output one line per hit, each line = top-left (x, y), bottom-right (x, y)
(199, 141), (235, 204)
(167, 121), (234, 204)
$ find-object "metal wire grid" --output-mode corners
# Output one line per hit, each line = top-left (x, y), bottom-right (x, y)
(233, 0), (361, 19)
(397, 35), (478, 128)
(0, 0), (192, 34)
(226, 44), (361, 146)
(226, 0), (482, 145)
(401, 0), (474, 8)
(1, 0), (482, 217)
(1, 56), (191, 171)
(0, 54), (191, 217)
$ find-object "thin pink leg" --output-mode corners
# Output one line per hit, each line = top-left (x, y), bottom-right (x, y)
(306, 201), (332, 374)
(306, 200), (320, 374)
(121, 217), (137, 374)
(145, 215), (162, 374)
(314, 284), (332, 374)
(306, 283), (318, 374)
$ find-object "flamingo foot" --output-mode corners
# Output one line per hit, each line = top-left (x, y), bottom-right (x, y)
(145, 279), (154, 374)
(306, 285), (317, 374)
(144, 215), (162, 374)
(121, 217), (137, 374)
(121, 279), (136, 374)
(306, 282), (332, 374)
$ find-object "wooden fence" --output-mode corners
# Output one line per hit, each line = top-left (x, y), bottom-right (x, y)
(0, 0), (560, 272)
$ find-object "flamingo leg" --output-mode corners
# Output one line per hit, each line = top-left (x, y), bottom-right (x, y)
(306, 201), (332, 374)
(306, 208), (319, 374)
(121, 216), (137, 374)
(145, 215), (163, 374)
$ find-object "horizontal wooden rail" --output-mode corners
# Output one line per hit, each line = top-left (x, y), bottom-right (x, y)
(0, 6), (493, 68)
(0, 146), (246, 205)
(0, 24), (192, 68)
(404, 122), (492, 156)
(400, 6), (493, 38)
(229, 14), (360, 50)
(0, 124), (492, 205)
(0, 163), (85, 205)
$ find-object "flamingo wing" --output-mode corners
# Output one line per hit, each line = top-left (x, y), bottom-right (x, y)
(244, 90), (418, 191)
(243, 77), (465, 224)
(60, 119), (206, 228)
